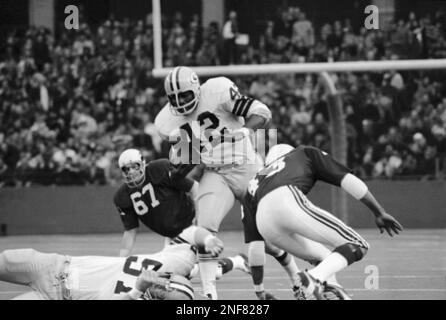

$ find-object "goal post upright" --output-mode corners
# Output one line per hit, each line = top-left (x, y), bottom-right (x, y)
(152, 0), (163, 70)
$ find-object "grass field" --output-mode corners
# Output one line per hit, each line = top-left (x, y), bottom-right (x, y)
(0, 229), (445, 300)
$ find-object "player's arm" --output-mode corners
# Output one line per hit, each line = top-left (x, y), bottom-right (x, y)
(119, 228), (137, 257)
(228, 83), (271, 129)
(222, 80), (272, 140)
(306, 147), (403, 236)
(342, 175), (403, 236)
(114, 192), (140, 256)
(186, 163), (206, 182)
(113, 269), (170, 300)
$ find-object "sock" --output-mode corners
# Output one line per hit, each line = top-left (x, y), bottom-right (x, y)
(216, 264), (223, 280)
(308, 252), (348, 282)
(326, 274), (340, 286)
(274, 252), (300, 284)
(198, 256), (218, 299)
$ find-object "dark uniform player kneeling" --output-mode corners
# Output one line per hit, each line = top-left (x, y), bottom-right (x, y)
(114, 149), (222, 256)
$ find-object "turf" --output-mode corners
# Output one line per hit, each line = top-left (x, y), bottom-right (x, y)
(0, 229), (445, 300)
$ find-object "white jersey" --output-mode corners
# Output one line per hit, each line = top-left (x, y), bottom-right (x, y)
(67, 244), (196, 300)
(155, 77), (268, 168)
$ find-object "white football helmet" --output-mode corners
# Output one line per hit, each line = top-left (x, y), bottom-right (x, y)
(118, 149), (146, 187)
(265, 144), (294, 166)
(164, 66), (200, 116)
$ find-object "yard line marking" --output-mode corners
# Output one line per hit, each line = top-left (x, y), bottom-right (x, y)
(219, 275), (446, 280)
(192, 288), (446, 292)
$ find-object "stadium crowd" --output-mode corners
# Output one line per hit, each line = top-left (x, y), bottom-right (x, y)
(1, 6), (446, 187)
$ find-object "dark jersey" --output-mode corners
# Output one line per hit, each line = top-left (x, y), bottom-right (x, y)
(242, 145), (352, 243)
(114, 159), (195, 238)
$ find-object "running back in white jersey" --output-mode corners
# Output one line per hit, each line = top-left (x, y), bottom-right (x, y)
(155, 77), (260, 168)
(67, 244), (196, 300)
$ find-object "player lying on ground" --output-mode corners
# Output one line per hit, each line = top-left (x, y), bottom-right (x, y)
(155, 66), (271, 299)
(0, 242), (249, 300)
(242, 144), (403, 300)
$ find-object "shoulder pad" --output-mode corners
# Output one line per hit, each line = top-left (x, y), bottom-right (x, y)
(154, 104), (172, 138)
(146, 159), (171, 184)
(113, 184), (132, 208)
(201, 77), (234, 93)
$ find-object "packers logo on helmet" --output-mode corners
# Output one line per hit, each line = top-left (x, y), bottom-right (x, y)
(164, 66), (200, 116)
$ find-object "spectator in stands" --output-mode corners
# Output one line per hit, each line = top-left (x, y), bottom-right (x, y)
(222, 11), (239, 64)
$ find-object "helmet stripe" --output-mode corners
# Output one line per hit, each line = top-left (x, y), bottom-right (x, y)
(175, 66), (182, 91)
(169, 282), (194, 300)
(168, 71), (175, 92)
(171, 67), (179, 91)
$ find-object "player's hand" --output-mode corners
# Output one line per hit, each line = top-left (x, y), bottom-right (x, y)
(135, 268), (168, 292)
(255, 291), (278, 300)
(375, 212), (403, 237)
(218, 128), (252, 143)
(204, 236), (224, 256)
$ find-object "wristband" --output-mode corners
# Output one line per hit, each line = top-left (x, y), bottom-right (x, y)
(238, 127), (251, 137)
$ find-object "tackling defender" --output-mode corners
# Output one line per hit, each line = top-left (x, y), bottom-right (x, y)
(114, 148), (249, 279)
(155, 66), (271, 299)
(243, 144), (403, 299)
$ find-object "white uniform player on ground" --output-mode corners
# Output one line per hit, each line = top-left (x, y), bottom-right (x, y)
(155, 66), (272, 299)
(0, 241), (249, 300)
(0, 244), (196, 300)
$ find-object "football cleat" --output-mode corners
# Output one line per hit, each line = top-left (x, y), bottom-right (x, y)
(322, 282), (353, 300)
(234, 253), (251, 274)
(293, 271), (325, 300)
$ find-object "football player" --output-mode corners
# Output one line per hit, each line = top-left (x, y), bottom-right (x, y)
(243, 144), (403, 300)
(115, 148), (220, 257)
(114, 148), (249, 280)
(0, 244), (196, 300)
(155, 66), (272, 299)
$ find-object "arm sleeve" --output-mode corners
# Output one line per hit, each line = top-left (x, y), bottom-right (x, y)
(150, 159), (194, 192)
(219, 78), (271, 121)
(304, 146), (352, 186)
(116, 206), (139, 231)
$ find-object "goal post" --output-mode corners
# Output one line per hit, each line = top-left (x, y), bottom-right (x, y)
(152, 59), (446, 78)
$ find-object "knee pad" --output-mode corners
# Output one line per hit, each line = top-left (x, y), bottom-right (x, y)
(248, 241), (266, 267)
(333, 243), (367, 265)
